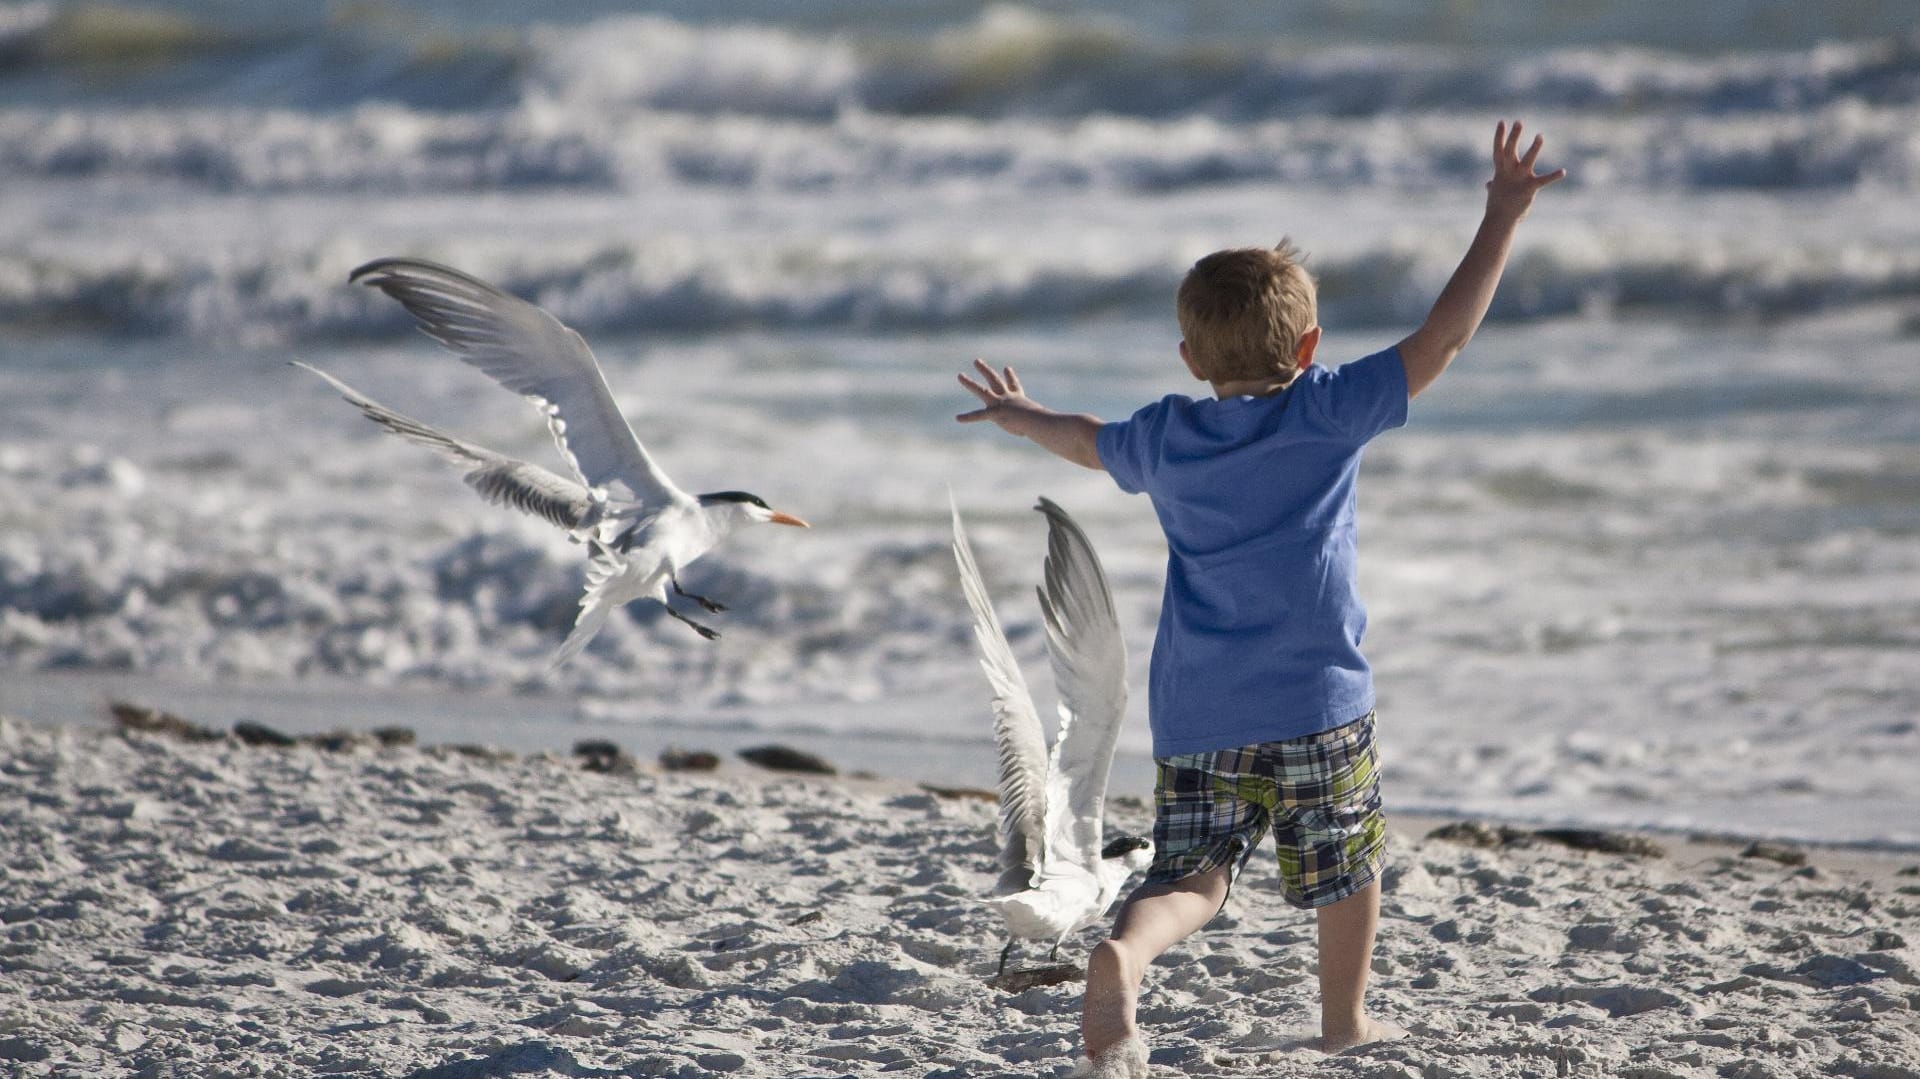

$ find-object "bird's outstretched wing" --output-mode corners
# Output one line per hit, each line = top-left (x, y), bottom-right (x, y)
(293, 361), (598, 533)
(349, 257), (682, 510)
(1032, 498), (1128, 877)
(951, 494), (1050, 895)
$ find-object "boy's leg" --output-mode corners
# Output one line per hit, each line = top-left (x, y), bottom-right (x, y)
(1313, 878), (1405, 1051)
(1264, 711), (1403, 1052)
(1083, 865), (1231, 1059)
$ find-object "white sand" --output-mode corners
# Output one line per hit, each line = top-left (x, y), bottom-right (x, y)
(2, 714), (1917, 1078)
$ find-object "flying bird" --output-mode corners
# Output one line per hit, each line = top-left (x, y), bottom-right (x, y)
(951, 495), (1151, 975)
(302, 256), (808, 664)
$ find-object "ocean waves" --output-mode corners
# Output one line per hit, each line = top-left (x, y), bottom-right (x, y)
(0, 106), (617, 191)
(0, 437), (971, 705)
(6, 230), (1918, 341)
(6, 98), (1918, 200)
(9, 5), (1920, 121)
(0, 1), (528, 111)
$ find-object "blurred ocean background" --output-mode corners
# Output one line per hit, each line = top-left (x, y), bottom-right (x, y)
(2, 1), (1916, 844)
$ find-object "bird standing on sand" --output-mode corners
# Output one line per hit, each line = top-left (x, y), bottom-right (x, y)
(299, 257), (808, 664)
(951, 496), (1152, 976)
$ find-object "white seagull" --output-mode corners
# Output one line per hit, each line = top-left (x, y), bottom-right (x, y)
(300, 257), (808, 664)
(951, 495), (1152, 975)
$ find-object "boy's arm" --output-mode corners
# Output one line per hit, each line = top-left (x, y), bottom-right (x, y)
(1398, 120), (1566, 399)
(955, 359), (1105, 470)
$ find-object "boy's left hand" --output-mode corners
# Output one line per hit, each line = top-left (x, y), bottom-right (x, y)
(1485, 120), (1567, 223)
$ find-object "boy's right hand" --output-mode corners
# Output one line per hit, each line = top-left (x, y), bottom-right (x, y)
(1485, 120), (1567, 223)
(956, 358), (1043, 436)
(955, 358), (1107, 471)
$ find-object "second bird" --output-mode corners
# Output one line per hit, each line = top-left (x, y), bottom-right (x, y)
(951, 496), (1152, 976)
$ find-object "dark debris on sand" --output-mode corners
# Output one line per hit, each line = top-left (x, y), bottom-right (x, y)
(112, 701), (421, 756)
(573, 739), (638, 774)
(234, 720), (298, 748)
(110, 700), (428, 757)
(738, 744), (836, 775)
(1427, 820), (1666, 858)
(986, 963), (1082, 993)
(1741, 841), (1810, 866)
(1532, 827), (1668, 858)
(109, 700), (223, 743)
(659, 747), (721, 772)
(922, 784), (998, 802)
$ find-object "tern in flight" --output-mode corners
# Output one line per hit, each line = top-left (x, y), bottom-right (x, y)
(299, 257), (808, 664)
(951, 496), (1151, 975)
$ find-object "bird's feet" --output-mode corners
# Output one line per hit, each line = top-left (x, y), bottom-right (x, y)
(666, 607), (722, 641)
(671, 576), (728, 614)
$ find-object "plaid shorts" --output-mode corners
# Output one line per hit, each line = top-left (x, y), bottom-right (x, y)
(1145, 711), (1386, 910)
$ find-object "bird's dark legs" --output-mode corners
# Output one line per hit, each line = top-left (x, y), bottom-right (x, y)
(665, 605), (720, 641)
(671, 575), (728, 614)
(997, 940), (1017, 977)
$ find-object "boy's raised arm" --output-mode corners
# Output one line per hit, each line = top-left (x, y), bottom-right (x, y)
(955, 359), (1106, 470)
(1397, 120), (1566, 399)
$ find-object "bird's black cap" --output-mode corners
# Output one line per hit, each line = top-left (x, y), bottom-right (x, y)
(697, 491), (771, 509)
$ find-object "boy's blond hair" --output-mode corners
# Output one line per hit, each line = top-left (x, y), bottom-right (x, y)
(1175, 241), (1318, 382)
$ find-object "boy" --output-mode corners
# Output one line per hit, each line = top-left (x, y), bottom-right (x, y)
(955, 121), (1564, 1073)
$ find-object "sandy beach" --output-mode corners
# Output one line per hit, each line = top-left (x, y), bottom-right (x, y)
(3, 712), (1916, 1078)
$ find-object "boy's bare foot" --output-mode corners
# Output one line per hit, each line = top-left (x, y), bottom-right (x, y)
(1317, 1016), (1408, 1053)
(1070, 1034), (1149, 1079)
(1081, 940), (1141, 1059)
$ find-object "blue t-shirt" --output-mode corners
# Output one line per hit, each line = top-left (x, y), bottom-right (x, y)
(1096, 346), (1409, 757)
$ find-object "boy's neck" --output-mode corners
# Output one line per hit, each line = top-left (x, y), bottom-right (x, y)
(1209, 371), (1299, 400)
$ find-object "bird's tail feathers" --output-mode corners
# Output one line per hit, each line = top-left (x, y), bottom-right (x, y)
(550, 542), (628, 669)
(551, 592), (614, 670)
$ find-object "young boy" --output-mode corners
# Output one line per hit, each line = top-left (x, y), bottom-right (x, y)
(956, 121), (1564, 1073)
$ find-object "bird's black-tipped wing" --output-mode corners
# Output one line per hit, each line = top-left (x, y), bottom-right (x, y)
(1033, 497), (1128, 878)
(349, 257), (682, 510)
(950, 494), (1050, 895)
(293, 361), (596, 532)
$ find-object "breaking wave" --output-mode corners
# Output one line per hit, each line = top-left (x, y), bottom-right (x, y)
(0, 446), (968, 704)
(8, 5), (1919, 121)
(5, 235), (1917, 341)
(6, 102), (1919, 196)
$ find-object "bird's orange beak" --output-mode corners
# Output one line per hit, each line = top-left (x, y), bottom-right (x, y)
(770, 511), (810, 528)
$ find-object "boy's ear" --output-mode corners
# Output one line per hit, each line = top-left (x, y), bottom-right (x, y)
(1294, 326), (1322, 370)
(1178, 340), (1206, 381)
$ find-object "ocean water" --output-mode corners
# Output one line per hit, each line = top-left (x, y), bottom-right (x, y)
(2, 1), (1917, 845)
